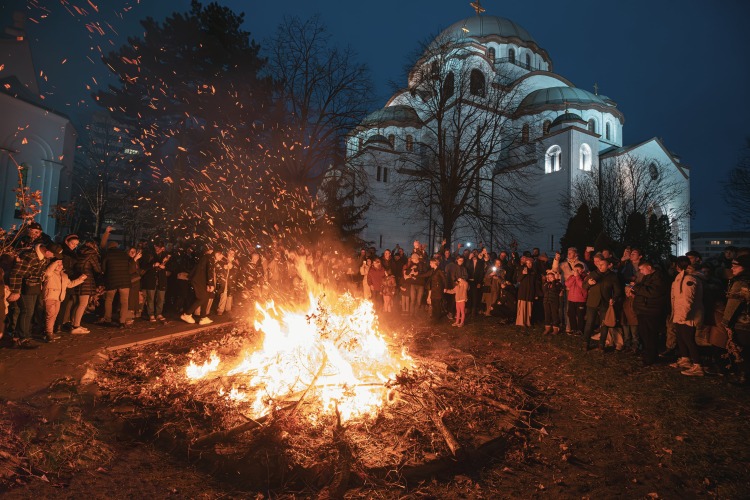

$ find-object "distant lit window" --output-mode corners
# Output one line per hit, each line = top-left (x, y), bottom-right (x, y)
(545, 145), (562, 173)
(124, 148), (139, 155)
(543, 120), (551, 135)
(406, 135), (414, 152)
(579, 143), (592, 171)
(710, 240), (721, 245)
(470, 69), (485, 96)
(725, 240), (733, 245)
(508, 48), (516, 64)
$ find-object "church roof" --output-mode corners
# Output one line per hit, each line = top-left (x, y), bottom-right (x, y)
(518, 86), (611, 112)
(362, 105), (423, 127)
(551, 112), (585, 127)
(363, 134), (393, 149)
(439, 15), (537, 44)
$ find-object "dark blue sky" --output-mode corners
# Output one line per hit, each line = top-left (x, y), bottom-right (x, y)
(3, 0), (749, 232)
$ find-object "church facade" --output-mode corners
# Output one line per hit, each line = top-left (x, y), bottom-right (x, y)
(347, 14), (690, 255)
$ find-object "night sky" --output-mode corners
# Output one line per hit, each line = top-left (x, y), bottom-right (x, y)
(2, 0), (749, 233)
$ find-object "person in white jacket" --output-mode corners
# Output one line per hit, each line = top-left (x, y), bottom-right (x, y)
(42, 260), (86, 342)
(670, 256), (704, 376)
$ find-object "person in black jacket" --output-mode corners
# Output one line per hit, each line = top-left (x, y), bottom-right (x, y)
(141, 241), (170, 321)
(56, 234), (80, 331)
(427, 258), (446, 323)
(629, 260), (669, 365)
(101, 241), (132, 326)
(582, 254), (623, 351)
(182, 245), (224, 325)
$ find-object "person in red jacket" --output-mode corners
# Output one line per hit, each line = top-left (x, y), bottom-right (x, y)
(564, 263), (588, 335)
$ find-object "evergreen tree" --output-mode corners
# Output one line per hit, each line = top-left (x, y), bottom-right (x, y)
(560, 203), (591, 254)
(623, 211), (648, 250)
(646, 213), (673, 264)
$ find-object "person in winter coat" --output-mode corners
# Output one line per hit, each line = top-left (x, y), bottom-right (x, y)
(516, 256), (541, 329)
(42, 259), (86, 341)
(721, 254), (750, 385)
(444, 277), (469, 327)
(140, 241), (170, 321)
(670, 256), (705, 376)
(71, 241), (102, 334)
(565, 263), (588, 335)
(367, 258), (386, 309)
(57, 234), (80, 331)
(127, 247), (144, 321)
(101, 242), (133, 326)
(542, 270), (564, 334)
(182, 245), (224, 325)
(427, 258), (446, 323)
(381, 269), (396, 313)
(8, 243), (56, 347)
(582, 254), (623, 351)
(403, 253), (429, 316)
(629, 260), (670, 365)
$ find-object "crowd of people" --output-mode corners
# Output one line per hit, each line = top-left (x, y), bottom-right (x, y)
(351, 239), (750, 384)
(0, 222), (263, 349)
(2, 222), (750, 387)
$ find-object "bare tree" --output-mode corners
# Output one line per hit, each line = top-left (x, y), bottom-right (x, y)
(266, 15), (374, 189)
(72, 113), (137, 238)
(725, 137), (750, 229)
(385, 31), (536, 249)
(565, 153), (690, 244)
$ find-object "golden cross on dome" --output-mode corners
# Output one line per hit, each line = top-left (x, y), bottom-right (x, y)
(593, 82), (599, 95)
(470, 0), (486, 15)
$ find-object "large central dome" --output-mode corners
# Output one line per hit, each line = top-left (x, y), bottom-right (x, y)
(439, 15), (537, 44)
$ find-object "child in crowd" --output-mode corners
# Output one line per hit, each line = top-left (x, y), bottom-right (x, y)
(444, 277), (469, 327)
(381, 268), (396, 313)
(564, 262), (588, 335)
(43, 259), (87, 342)
(542, 269), (564, 334)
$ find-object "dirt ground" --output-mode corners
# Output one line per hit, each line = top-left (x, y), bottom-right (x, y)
(2, 313), (749, 499)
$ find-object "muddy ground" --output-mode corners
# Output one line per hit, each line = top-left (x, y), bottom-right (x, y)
(2, 314), (749, 499)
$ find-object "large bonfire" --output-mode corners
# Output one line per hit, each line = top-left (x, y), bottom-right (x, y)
(185, 258), (413, 422)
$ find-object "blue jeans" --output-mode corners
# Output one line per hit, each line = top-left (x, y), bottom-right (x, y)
(16, 293), (40, 339)
(409, 284), (424, 315)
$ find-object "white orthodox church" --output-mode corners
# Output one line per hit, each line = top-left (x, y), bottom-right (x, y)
(348, 12), (690, 255)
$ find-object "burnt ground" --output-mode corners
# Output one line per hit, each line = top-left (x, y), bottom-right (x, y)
(1, 312), (750, 499)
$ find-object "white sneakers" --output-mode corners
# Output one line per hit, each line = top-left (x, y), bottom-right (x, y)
(71, 326), (90, 334)
(198, 317), (213, 325)
(180, 314), (196, 324)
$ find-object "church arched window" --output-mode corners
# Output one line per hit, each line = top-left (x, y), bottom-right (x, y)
(487, 47), (495, 60)
(588, 119), (597, 134)
(406, 135), (414, 152)
(579, 143), (592, 171)
(470, 69), (485, 97)
(508, 48), (516, 64)
(605, 122), (611, 141)
(525, 53), (531, 69)
(649, 162), (659, 180)
(545, 145), (562, 173)
(444, 71), (455, 98)
(521, 123), (529, 144)
(543, 120), (551, 135)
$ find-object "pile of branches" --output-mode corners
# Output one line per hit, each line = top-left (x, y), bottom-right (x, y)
(0, 379), (115, 492)
(96, 327), (531, 494)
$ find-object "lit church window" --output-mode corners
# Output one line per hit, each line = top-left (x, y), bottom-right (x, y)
(545, 145), (561, 173)
(579, 143), (592, 171)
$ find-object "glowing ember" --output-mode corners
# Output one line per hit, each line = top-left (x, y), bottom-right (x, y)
(186, 291), (412, 423)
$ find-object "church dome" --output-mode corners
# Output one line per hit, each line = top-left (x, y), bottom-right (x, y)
(363, 134), (393, 149)
(518, 86), (610, 112)
(439, 15), (537, 44)
(551, 112), (585, 127)
(362, 105), (423, 127)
